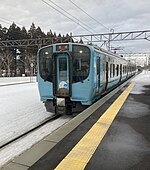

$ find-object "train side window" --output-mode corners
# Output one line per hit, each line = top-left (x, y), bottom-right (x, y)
(102, 54), (106, 76)
(96, 58), (100, 88)
(113, 64), (115, 77)
(120, 64), (122, 75)
(103, 63), (105, 74)
(106, 62), (109, 79)
(116, 64), (119, 76)
(97, 58), (100, 75)
(110, 64), (112, 78)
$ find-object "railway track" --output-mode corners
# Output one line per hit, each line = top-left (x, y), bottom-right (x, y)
(0, 114), (61, 150)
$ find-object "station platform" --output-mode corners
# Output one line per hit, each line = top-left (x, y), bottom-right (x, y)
(2, 71), (150, 170)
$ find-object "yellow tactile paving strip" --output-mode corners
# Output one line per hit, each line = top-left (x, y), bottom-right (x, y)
(55, 82), (135, 170)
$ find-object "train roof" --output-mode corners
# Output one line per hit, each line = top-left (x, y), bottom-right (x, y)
(91, 44), (126, 60)
(39, 42), (126, 61)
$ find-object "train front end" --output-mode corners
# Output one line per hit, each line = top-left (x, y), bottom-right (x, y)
(38, 43), (92, 114)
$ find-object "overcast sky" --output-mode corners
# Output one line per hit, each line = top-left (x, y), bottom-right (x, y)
(0, 0), (150, 53)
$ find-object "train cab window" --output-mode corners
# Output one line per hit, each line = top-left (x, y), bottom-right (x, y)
(72, 45), (90, 83)
(39, 47), (53, 82)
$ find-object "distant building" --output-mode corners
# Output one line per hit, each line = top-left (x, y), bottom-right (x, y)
(123, 54), (150, 67)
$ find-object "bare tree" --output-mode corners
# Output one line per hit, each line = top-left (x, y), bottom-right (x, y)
(19, 50), (36, 76)
(0, 55), (3, 76)
(0, 50), (14, 77)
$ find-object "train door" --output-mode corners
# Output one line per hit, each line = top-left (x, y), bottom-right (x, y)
(101, 60), (108, 93)
(53, 53), (72, 114)
(53, 54), (71, 97)
(120, 64), (122, 82)
(105, 62), (109, 90)
(96, 57), (100, 94)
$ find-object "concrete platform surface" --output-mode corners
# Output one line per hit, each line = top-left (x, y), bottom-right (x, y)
(29, 71), (150, 170)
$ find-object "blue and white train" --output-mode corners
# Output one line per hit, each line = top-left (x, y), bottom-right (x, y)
(37, 43), (136, 114)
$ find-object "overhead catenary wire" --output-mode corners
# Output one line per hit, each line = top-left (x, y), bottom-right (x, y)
(41, 0), (100, 42)
(48, 0), (98, 34)
(68, 0), (118, 50)
(0, 17), (14, 24)
(0, 16), (27, 28)
(0, 19), (10, 25)
(41, 0), (93, 34)
(68, 0), (110, 32)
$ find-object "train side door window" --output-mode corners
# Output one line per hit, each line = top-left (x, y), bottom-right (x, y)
(96, 58), (100, 75)
(106, 62), (109, 79)
(96, 58), (100, 89)
(113, 64), (115, 77)
(59, 58), (67, 81)
(110, 64), (113, 78)
(103, 63), (106, 75)
(124, 66), (126, 74)
(116, 64), (119, 76)
(120, 64), (122, 75)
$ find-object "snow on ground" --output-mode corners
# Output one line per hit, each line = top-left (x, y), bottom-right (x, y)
(0, 80), (52, 146)
(0, 77), (71, 167)
(131, 70), (150, 94)
(0, 116), (71, 167)
(0, 76), (36, 86)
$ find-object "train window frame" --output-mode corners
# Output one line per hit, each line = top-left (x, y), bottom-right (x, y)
(58, 58), (67, 81)
(113, 64), (115, 77)
(39, 46), (53, 82)
(110, 63), (113, 78)
(96, 57), (100, 75)
(72, 45), (90, 83)
(116, 64), (119, 76)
